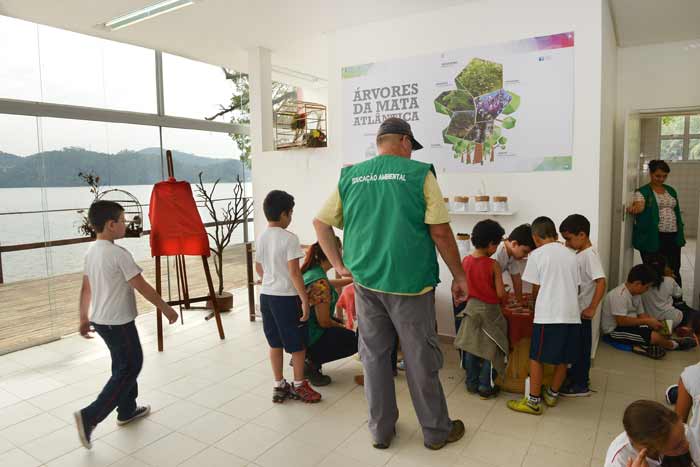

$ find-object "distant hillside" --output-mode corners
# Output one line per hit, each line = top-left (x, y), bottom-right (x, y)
(0, 147), (250, 188)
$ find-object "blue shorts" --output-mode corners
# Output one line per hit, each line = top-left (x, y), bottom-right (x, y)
(529, 323), (581, 365)
(260, 294), (306, 353)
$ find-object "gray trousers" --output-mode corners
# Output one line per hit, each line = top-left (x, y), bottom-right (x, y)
(356, 285), (452, 445)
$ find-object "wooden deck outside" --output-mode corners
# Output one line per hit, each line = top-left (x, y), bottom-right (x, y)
(0, 244), (249, 355)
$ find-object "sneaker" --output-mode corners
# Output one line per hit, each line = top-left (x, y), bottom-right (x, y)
(73, 410), (94, 449)
(542, 387), (559, 407)
(273, 381), (292, 403)
(117, 405), (151, 426)
(289, 380), (322, 403)
(559, 384), (592, 398)
(305, 362), (332, 387)
(465, 383), (478, 394)
(424, 419), (466, 450)
(478, 385), (500, 400)
(674, 337), (697, 351)
(666, 384), (679, 405)
(507, 397), (543, 415)
(373, 428), (396, 449)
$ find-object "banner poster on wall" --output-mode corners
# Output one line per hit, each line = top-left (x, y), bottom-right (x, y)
(341, 32), (574, 172)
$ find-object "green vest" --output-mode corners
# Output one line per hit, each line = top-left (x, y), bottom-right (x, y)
(302, 265), (338, 347)
(338, 154), (439, 294)
(632, 183), (685, 252)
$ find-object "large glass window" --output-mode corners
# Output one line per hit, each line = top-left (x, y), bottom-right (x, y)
(660, 114), (700, 161)
(0, 16), (41, 101)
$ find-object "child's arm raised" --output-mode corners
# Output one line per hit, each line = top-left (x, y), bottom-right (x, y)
(287, 259), (310, 322)
(493, 262), (506, 299)
(79, 276), (93, 339)
(128, 274), (178, 324)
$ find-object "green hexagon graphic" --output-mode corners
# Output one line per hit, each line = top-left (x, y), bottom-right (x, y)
(455, 59), (503, 96)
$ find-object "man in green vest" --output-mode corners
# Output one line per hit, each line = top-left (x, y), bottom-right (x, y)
(313, 118), (468, 450)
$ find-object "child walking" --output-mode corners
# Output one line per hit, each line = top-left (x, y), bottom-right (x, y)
(508, 216), (581, 415)
(74, 201), (179, 449)
(255, 190), (321, 404)
(454, 220), (508, 399)
(559, 214), (607, 397)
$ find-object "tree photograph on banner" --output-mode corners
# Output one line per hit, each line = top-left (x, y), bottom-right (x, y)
(341, 32), (575, 173)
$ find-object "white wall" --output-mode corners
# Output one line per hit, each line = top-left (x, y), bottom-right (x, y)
(611, 39), (700, 281)
(253, 0), (606, 336)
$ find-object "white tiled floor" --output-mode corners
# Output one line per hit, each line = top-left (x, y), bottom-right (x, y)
(0, 288), (698, 467)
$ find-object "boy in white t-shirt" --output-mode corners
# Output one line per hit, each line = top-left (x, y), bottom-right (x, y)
(255, 190), (321, 404)
(507, 216), (580, 415)
(74, 201), (179, 450)
(558, 214), (607, 397)
(601, 265), (681, 355)
(491, 224), (535, 303)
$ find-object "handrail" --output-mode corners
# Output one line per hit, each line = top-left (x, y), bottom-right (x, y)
(0, 217), (254, 283)
(0, 195), (253, 217)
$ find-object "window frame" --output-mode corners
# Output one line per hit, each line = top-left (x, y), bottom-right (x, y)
(659, 114), (700, 161)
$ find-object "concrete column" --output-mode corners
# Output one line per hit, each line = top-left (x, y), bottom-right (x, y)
(248, 47), (274, 153)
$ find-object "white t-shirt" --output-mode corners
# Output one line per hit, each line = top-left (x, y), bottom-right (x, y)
(491, 242), (526, 276)
(641, 277), (683, 326)
(681, 363), (700, 462)
(605, 426), (697, 467)
(521, 242), (580, 324)
(577, 247), (606, 311)
(84, 240), (143, 325)
(601, 284), (645, 334)
(256, 227), (305, 296)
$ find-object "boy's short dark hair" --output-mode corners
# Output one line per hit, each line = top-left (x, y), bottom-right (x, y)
(627, 264), (657, 285)
(508, 224), (536, 250)
(263, 190), (295, 222)
(471, 219), (505, 249)
(88, 200), (124, 233)
(531, 216), (557, 240)
(559, 214), (590, 237)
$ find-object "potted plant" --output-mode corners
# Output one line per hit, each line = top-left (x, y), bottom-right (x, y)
(195, 173), (253, 311)
(76, 171), (102, 237)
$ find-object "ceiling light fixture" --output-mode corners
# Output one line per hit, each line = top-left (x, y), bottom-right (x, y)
(104, 0), (195, 31)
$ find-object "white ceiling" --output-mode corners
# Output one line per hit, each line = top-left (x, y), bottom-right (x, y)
(1, 0), (699, 84)
(0, 0), (474, 84)
(610, 0), (700, 47)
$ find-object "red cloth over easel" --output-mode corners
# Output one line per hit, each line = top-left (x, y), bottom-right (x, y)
(148, 150), (225, 351)
(149, 179), (210, 257)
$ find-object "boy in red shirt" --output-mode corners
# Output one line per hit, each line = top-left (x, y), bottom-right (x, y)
(454, 220), (508, 399)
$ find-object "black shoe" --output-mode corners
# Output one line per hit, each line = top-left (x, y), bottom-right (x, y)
(478, 385), (500, 399)
(117, 405), (151, 426)
(305, 361), (332, 387)
(424, 420), (466, 450)
(74, 410), (94, 449)
(373, 428), (396, 449)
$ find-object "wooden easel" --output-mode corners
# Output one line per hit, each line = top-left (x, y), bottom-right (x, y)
(154, 150), (225, 351)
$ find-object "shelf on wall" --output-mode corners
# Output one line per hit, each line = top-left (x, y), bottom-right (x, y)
(448, 211), (517, 217)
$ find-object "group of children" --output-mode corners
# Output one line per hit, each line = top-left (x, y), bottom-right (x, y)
(456, 212), (698, 418)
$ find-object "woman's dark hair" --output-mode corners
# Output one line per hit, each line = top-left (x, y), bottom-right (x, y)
(649, 159), (671, 174)
(300, 237), (341, 274)
(623, 400), (680, 461)
(263, 190), (295, 221)
(471, 219), (505, 249)
(88, 200), (124, 233)
(644, 253), (667, 288)
(508, 224), (536, 250)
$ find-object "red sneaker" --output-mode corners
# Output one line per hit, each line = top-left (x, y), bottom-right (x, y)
(290, 380), (322, 403)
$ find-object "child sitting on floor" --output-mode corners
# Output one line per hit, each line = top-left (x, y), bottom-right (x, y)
(601, 264), (690, 359)
(642, 253), (699, 334)
(454, 219), (508, 399)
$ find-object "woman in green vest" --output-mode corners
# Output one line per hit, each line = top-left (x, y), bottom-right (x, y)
(301, 240), (358, 386)
(628, 159), (686, 286)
